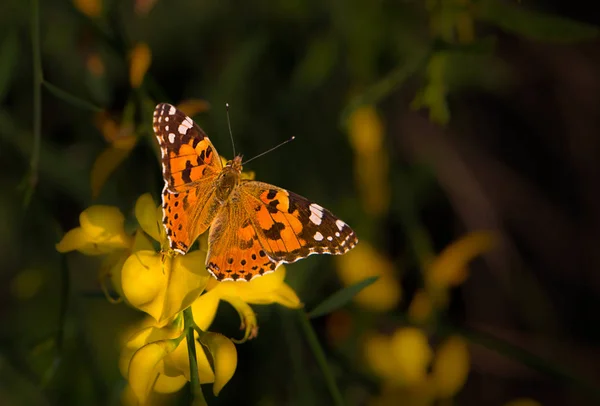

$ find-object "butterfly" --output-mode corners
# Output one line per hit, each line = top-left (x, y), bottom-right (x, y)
(153, 103), (358, 281)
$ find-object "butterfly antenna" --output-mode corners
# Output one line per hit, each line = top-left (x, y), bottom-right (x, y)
(242, 136), (296, 165)
(226, 103), (236, 157)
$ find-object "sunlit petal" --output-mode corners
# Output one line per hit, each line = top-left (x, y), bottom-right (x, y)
(135, 194), (162, 243)
(128, 338), (180, 404)
(200, 332), (238, 396)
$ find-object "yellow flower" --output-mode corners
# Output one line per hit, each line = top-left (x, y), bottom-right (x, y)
(364, 328), (472, 404)
(120, 315), (237, 403)
(192, 265), (302, 341)
(121, 194), (210, 322)
(129, 43), (152, 88)
(364, 328), (432, 387)
(56, 205), (132, 255)
(427, 231), (497, 289)
(72, 0), (102, 18)
(347, 105), (390, 216)
(335, 242), (401, 312)
(91, 111), (137, 198)
(431, 335), (469, 398)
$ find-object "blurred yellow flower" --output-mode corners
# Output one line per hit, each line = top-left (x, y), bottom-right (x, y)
(56, 205), (132, 255)
(427, 230), (496, 289)
(73, 0), (102, 18)
(347, 105), (390, 216)
(91, 111), (137, 198)
(129, 43), (152, 88)
(364, 328), (432, 387)
(335, 242), (400, 312)
(431, 335), (469, 398)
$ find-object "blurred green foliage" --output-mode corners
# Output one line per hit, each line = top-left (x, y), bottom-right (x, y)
(1, 0), (600, 405)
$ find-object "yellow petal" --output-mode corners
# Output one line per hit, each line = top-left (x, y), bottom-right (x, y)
(122, 251), (210, 322)
(132, 228), (156, 252)
(129, 43), (151, 88)
(390, 328), (432, 386)
(176, 99), (211, 117)
(99, 250), (129, 301)
(121, 251), (164, 318)
(55, 227), (89, 253)
(152, 373), (188, 394)
(266, 282), (303, 308)
(432, 335), (469, 398)
(407, 289), (434, 323)
(363, 333), (396, 380)
(80, 205), (125, 236)
(119, 318), (184, 378)
(221, 296), (258, 343)
(165, 335), (215, 384)
(348, 106), (383, 154)
(503, 399), (542, 406)
(91, 135), (137, 198)
(200, 332), (238, 396)
(135, 194), (162, 242)
(428, 231), (497, 288)
(347, 105), (390, 215)
(191, 290), (221, 330)
(128, 338), (180, 404)
(72, 0), (102, 18)
(335, 242), (401, 312)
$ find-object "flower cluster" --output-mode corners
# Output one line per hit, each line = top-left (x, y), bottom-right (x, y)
(57, 193), (302, 403)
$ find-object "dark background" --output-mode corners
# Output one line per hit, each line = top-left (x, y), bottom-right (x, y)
(1, 0), (600, 405)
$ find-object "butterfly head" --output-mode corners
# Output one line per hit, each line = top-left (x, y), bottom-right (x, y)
(216, 155), (244, 202)
(224, 155), (244, 172)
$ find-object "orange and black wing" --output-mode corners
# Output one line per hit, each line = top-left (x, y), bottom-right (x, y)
(205, 181), (358, 281)
(153, 103), (222, 192)
(153, 103), (223, 254)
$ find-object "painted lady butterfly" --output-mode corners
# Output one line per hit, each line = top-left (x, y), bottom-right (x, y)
(153, 103), (358, 281)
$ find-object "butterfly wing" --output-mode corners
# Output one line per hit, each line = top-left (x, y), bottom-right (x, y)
(153, 103), (222, 192)
(205, 181), (358, 281)
(153, 103), (223, 254)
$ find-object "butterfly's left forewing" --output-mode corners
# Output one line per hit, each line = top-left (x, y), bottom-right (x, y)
(154, 103), (223, 254)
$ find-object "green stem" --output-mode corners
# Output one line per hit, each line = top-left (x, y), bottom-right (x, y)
(28, 0), (42, 205)
(183, 307), (206, 405)
(297, 310), (345, 406)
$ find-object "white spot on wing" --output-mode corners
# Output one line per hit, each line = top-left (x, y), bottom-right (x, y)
(168, 133), (176, 143)
(314, 231), (324, 241)
(327, 236), (333, 241)
(309, 203), (323, 225)
(178, 118), (193, 135)
(335, 219), (345, 231)
(165, 125), (169, 131)
(335, 232), (340, 237)
(165, 116), (169, 122)
(169, 106), (176, 115)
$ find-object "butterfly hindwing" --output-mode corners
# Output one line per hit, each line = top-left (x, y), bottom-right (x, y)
(153, 103), (222, 193)
(206, 199), (278, 281)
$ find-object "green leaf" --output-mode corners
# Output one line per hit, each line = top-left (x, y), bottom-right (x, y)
(308, 276), (379, 318)
(0, 30), (19, 102)
(478, 0), (599, 43)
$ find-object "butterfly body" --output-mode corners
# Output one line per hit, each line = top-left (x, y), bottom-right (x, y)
(153, 103), (357, 281)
